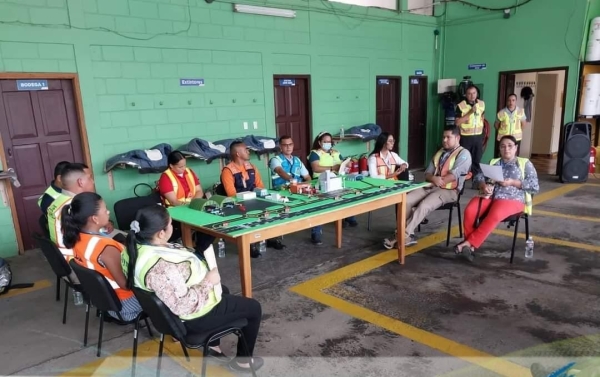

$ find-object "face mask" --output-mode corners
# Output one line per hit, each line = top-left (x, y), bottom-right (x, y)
(322, 143), (332, 151)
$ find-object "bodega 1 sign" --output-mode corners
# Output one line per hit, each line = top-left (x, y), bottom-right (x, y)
(17, 80), (48, 91)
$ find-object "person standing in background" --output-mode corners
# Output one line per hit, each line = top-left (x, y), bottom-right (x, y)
(495, 93), (527, 157)
(455, 85), (485, 189)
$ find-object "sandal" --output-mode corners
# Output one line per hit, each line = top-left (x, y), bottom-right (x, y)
(383, 237), (397, 250)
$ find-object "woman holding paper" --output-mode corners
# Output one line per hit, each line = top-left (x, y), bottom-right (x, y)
(455, 135), (539, 261)
(123, 205), (264, 372)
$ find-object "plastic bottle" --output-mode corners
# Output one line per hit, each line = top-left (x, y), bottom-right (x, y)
(73, 291), (84, 306)
(259, 240), (267, 254)
(218, 238), (226, 258)
(340, 126), (345, 138)
(525, 236), (534, 258)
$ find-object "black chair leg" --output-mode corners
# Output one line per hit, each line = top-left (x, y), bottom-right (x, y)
(457, 203), (463, 238)
(367, 212), (371, 231)
(62, 284), (69, 324)
(201, 343), (209, 377)
(510, 217), (520, 264)
(84, 302), (90, 346)
(143, 317), (153, 338)
(525, 216), (530, 239)
(181, 343), (190, 362)
(237, 331), (257, 377)
(97, 312), (104, 357)
(446, 207), (453, 247)
(156, 334), (164, 377)
(133, 316), (141, 359)
(56, 276), (61, 301)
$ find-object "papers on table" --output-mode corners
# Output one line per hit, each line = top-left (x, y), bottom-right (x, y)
(480, 163), (505, 182)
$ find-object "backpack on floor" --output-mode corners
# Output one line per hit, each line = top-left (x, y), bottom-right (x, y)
(0, 257), (33, 295)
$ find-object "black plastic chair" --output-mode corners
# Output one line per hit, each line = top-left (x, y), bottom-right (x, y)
(33, 234), (88, 334)
(417, 185), (466, 246)
(69, 260), (152, 357)
(113, 192), (162, 231)
(38, 214), (50, 239)
(503, 213), (530, 264)
(132, 287), (257, 377)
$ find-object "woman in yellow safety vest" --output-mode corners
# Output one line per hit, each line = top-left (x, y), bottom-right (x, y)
(123, 205), (264, 373)
(158, 151), (204, 207)
(494, 93), (527, 157)
(308, 132), (358, 227)
(367, 132), (409, 180)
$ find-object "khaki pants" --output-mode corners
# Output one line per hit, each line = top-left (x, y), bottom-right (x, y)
(405, 187), (458, 236)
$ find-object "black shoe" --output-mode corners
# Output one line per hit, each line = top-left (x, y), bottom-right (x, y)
(266, 238), (286, 250)
(250, 244), (261, 258)
(207, 348), (230, 363)
(311, 235), (323, 245)
(460, 247), (475, 262)
(345, 218), (358, 227)
(229, 357), (264, 373)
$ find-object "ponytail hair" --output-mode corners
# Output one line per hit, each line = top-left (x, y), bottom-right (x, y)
(60, 192), (103, 249)
(125, 204), (171, 289)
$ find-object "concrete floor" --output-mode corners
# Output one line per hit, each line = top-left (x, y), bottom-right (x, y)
(2, 174), (600, 376)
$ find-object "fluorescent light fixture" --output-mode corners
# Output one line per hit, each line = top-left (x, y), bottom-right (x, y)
(233, 4), (296, 18)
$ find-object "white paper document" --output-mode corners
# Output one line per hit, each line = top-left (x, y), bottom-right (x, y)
(203, 245), (223, 300)
(480, 163), (505, 182)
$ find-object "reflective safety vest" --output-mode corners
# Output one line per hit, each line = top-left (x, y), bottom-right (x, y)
(225, 162), (256, 193)
(47, 194), (74, 259)
(432, 147), (466, 190)
(37, 182), (61, 208)
(310, 149), (342, 178)
(163, 168), (196, 206)
(271, 154), (303, 189)
(496, 107), (525, 141)
(124, 244), (221, 320)
(374, 153), (397, 180)
(73, 233), (133, 300)
(489, 157), (533, 215)
(457, 100), (485, 136)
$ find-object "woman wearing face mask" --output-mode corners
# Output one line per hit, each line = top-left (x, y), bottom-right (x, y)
(62, 192), (142, 322)
(308, 132), (358, 227)
(158, 151), (214, 252)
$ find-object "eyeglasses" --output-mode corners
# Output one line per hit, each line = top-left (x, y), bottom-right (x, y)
(281, 143), (294, 147)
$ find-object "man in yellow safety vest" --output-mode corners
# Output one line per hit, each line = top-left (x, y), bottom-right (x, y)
(455, 85), (485, 188)
(494, 93), (527, 157)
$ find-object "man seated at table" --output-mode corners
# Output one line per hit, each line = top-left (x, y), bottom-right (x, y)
(383, 127), (472, 249)
(270, 135), (323, 245)
(220, 141), (286, 256)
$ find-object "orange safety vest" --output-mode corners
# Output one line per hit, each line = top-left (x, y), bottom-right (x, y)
(73, 233), (133, 301)
(163, 168), (196, 206)
(457, 100), (485, 136)
(225, 161), (257, 192)
(432, 147), (466, 190)
(374, 153), (397, 180)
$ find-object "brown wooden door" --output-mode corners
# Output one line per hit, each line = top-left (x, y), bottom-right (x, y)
(273, 77), (310, 163)
(408, 76), (428, 168)
(497, 73), (516, 110)
(0, 79), (84, 250)
(375, 77), (400, 152)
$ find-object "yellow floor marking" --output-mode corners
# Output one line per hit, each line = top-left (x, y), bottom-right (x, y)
(493, 228), (600, 253)
(534, 209), (600, 223)
(291, 183), (581, 377)
(1, 279), (51, 299)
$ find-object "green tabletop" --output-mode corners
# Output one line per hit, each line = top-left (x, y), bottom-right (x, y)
(168, 177), (429, 237)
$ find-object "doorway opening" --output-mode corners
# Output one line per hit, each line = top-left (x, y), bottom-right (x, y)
(375, 76), (401, 154)
(497, 67), (568, 175)
(273, 75), (312, 165)
(0, 73), (91, 252)
(408, 76), (428, 168)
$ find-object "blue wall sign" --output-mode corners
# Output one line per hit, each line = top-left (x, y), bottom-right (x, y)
(180, 78), (205, 87)
(279, 79), (296, 86)
(415, 70), (424, 76)
(17, 80), (48, 91)
(468, 63), (487, 70)
(377, 79), (390, 85)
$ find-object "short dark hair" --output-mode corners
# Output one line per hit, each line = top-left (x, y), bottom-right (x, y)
(54, 161), (70, 179)
(279, 135), (292, 143)
(466, 84), (478, 92)
(443, 126), (460, 136)
(167, 150), (185, 166)
(499, 135), (518, 145)
(507, 93), (517, 100)
(229, 140), (246, 157)
(60, 163), (89, 188)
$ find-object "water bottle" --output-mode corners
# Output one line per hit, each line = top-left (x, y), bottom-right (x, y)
(73, 291), (84, 306)
(525, 236), (534, 258)
(340, 126), (345, 138)
(217, 238), (226, 258)
(259, 240), (267, 254)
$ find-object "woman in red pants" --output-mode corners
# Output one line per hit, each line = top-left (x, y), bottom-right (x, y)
(455, 135), (539, 261)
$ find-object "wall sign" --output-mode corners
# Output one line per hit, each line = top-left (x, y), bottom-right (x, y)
(17, 80), (48, 91)
(410, 78), (419, 84)
(180, 78), (205, 87)
(468, 63), (487, 70)
(377, 79), (390, 85)
(415, 70), (424, 76)
(279, 79), (296, 86)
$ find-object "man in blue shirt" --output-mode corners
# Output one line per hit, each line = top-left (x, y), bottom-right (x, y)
(269, 135), (323, 245)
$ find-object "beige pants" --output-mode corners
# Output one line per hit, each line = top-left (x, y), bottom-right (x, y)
(404, 187), (458, 236)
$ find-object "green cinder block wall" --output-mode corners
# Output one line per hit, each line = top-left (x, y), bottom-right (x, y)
(0, 0), (440, 257)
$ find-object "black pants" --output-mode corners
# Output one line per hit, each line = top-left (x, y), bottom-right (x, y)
(460, 134), (484, 178)
(184, 293), (262, 359)
(171, 220), (215, 254)
(494, 139), (521, 158)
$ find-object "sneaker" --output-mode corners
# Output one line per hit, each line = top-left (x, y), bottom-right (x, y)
(311, 234), (323, 245)
(460, 247), (475, 262)
(405, 234), (417, 246)
(266, 238), (286, 250)
(383, 237), (397, 250)
(229, 356), (265, 373)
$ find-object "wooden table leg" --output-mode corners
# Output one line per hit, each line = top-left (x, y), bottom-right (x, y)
(335, 219), (343, 249)
(397, 193), (407, 264)
(237, 235), (252, 298)
(181, 224), (193, 248)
